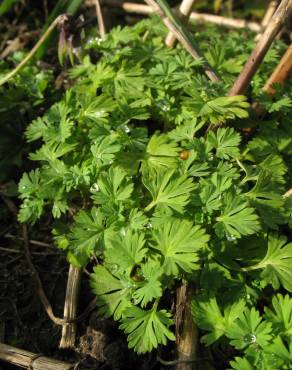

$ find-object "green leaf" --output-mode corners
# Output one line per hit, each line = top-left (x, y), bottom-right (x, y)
(150, 220), (209, 275)
(143, 168), (196, 213)
(132, 262), (163, 307)
(226, 307), (273, 350)
(104, 229), (146, 271)
(192, 297), (245, 345)
(128, 208), (148, 230)
(120, 306), (175, 354)
(265, 336), (292, 365)
(143, 133), (179, 169)
(265, 294), (292, 336)
(215, 194), (260, 238)
(229, 356), (255, 370)
(0, 0), (20, 15)
(207, 127), (241, 159)
(70, 207), (105, 259)
(91, 136), (121, 166)
(92, 166), (133, 205)
(18, 169), (42, 199)
(250, 234), (292, 292)
(90, 265), (132, 320)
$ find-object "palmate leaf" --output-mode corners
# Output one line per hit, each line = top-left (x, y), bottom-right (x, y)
(215, 194), (260, 238)
(92, 166), (133, 205)
(91, 135), (121, 166)
(265, 336), (292, 366)
(207, 127), (241, 159)
(198, 95), (249, 124)
(90, 265), (132, 320)
(143, 168), (196, 213)
(120, 306), (175, 354)
(150, 220), (209, 275)
(70, 207), (105, 259)
(249, 234), (292, 292)
(143, 133), (179, 170)
(104, 229), (146, 272)
(127, 208), (148, 230)
(226, 308), (273, 350)
(132, 262), (163, 307)
(229, 356), (254, 370)
(265, 294), (292, 336)
(192, 297), (245, 345)
(19, 169), (42, 199)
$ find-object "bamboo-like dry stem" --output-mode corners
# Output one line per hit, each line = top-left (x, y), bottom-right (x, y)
(0, 14), (68, 87)
(0, 343), (73, 370)
(165, 0), (195, 47)
(263, 43), (292, 95)
(229, 0), (292, 96)
(175, 284), (198, 370)
(59, 265), (82, 349)
(262, 0), (279, 28)
(189, 11), (262, 32)
(104, 1), (263, 32)
(95, 0), (106, 39)
(144, 0), (219, 82)
(255, 1), (279, 41)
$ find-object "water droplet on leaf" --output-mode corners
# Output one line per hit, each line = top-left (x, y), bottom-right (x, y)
(244, 333), (256, 344)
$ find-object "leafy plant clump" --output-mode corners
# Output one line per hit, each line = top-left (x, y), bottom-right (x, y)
(18, 17), (292, 368)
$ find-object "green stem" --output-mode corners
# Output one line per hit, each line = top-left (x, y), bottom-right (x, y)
(0, 14), (68, 87)
(144, 201), (156, 212)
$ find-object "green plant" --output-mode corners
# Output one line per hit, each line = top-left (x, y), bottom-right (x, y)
(0, 52), (55, 184)
(18, 16), (292, 368)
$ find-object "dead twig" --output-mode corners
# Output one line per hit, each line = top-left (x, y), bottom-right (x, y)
(22, 224), (68, 326)
(95, 0), (106, 39)
(229, 0), (292, 96)
(0, 14), (68, 87)
(0, 343), (74, 370)
(261, 0), (279, 28)
(104, 1), (263, 32)
(165, 0), (195, 47)
(263, 43), (292, 95)
(5, 233), (55, 248)
(0, 30), (40, 59)
(144, 0), (219, 82)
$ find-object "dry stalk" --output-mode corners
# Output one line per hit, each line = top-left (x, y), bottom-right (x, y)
(175, 284), (198, 370)
(22, 224), (68, 326)
(0, 343), (73, 370)
(263, 43), (292, 95)
(262, 0), (279, 28)
(144, 0), (219, 82)
(59, 265), (82, 349)
(95, 0), (106, 39)
(104, 1), (263, 32)
(165, 0), (196, 47)
(0, 14), (68, 87)
(189, 12), (262, 32)
(229, 0), (292, 96)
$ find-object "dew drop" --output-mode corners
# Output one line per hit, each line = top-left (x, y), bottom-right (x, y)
(157, 99), (170, 112)
(122, 124), (130, 133)
(144, 222), (152, 229)
(244, 333), (257, 344)
(93, 110), (105, 117)
(90, 183), (99, 193)
(226, 233), (236, 242)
